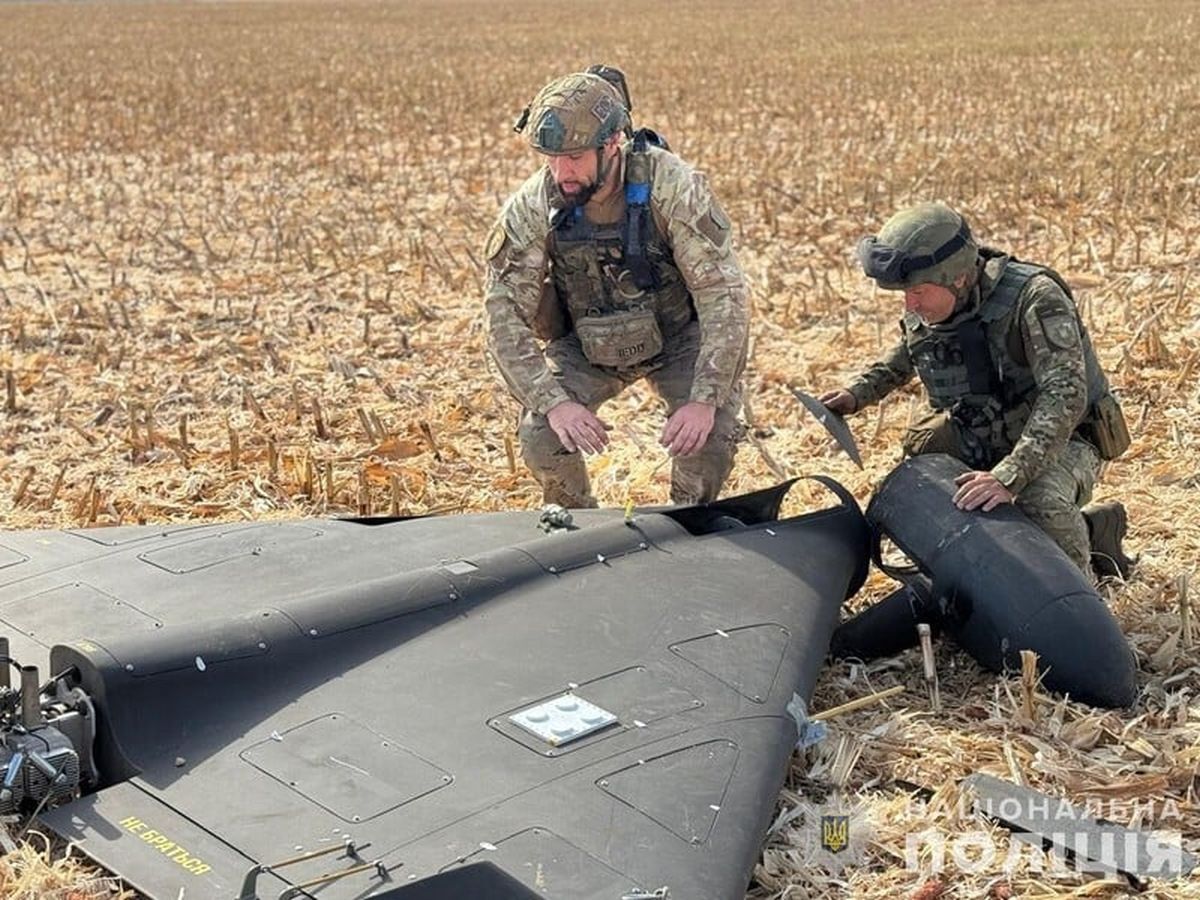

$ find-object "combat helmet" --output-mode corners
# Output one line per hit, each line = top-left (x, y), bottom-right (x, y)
(856, 202), (979, 291)
(515, 70), (630, 155)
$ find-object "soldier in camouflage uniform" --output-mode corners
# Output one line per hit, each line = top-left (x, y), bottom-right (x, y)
(821, 203), (1131, 577)
(483, 69), (748, 508)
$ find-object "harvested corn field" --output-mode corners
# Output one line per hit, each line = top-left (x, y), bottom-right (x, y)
(1, 0), (1199, 897)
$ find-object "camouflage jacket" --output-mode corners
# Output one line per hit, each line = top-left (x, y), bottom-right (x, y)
(846, 253), (1097, 495)
(483, 145), (749, 415)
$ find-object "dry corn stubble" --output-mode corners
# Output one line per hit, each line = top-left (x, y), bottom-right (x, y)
(2, 0), (1200, 897)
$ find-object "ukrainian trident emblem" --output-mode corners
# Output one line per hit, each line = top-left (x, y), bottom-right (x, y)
(820, 814), (850, 854)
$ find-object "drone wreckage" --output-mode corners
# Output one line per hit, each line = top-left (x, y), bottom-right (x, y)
(0, 456), (1150, 899)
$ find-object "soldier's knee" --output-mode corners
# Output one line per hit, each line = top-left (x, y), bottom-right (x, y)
(1016, 495), (1086, 554)
(518, 415), (568, 468)
(672, 422), (741, 506)
(670, 456), (731, 505)
(1017, 472), (1078, 515)
(707, 412), (743, 455)
(1058, 440), (1100, 505)
(1016, 500), (1090, 571)
(901, 413), (961, 458)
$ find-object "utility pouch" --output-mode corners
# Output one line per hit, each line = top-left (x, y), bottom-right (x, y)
(532, 277), (568, 342)
(1088, 393), (1131, 460)
(575, 308), (663, 368)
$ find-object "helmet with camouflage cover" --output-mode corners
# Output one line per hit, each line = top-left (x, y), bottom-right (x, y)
(856, 202), (979, 291)
(519, 72), (630, 155)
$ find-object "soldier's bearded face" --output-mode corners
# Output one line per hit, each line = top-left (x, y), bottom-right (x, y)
(548, 151), (597, 203)
(903, 283), (957, 324)
(545, 141), (619, 207)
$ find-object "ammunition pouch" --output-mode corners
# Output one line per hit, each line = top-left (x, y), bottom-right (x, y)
(532, 277), (569, 342)
(575, 308), (663, 368)
(1082, 393), (1131, 461)
(950, 399), (1003, 468)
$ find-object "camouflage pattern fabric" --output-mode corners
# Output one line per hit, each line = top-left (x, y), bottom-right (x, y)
(484, 143), (749, 504)
(523, 72), (628, 155)
(844, 252), (1111, 572)
(518, 322), (743, 507)
(549, 198), (700, 360)
(847, 254), (1092, 495)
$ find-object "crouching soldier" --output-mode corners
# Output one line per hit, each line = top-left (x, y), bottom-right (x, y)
(483, 67), (748, 508)
(821, 202), (1132, 578)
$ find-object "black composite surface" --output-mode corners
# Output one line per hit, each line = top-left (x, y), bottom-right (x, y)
(0, 482), (869, 899)
(865, 454), (1137, 708)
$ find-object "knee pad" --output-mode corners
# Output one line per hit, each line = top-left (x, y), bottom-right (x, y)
(901, 411), (953, 455)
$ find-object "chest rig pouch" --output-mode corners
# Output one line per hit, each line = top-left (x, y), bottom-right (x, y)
(575, 307), (663, 367)
(906, 313), (1008, 467)
(907, 254), (1130, 465)
(555, 205), (665, 368)
(905, 259), (1046, 467)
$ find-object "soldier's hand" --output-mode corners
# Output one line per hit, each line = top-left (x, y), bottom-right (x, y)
(547, 401), (611, 455)
(953, 471), (1014, 512)
(661, 402), (716, 457)
(818, 390), (857, 415)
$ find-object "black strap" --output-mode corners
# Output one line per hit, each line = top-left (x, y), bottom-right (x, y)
(898, 221), (970, 276)
(621, 130), (658, 292)
(623, 212), (656, 291)
(956, 318), (1000, 395)
(870, 522), (922, 580)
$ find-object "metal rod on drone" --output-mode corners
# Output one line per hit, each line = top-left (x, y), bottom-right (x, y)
(0, 638), (9, 690)
(20, 665), (42, 729)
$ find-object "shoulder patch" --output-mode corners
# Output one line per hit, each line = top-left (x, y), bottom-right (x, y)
(485, 224), (508, 261)
(696, 200), (732, 247)
(496, 170), (557, 250)
(1039, 313), (1080, 350)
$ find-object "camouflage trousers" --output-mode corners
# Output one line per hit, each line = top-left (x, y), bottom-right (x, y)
(903, 411), (1100, 573)
(518, 321), (743, 508)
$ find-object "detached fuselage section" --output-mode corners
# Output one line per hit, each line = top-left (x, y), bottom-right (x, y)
(848, 454), (1137, 709)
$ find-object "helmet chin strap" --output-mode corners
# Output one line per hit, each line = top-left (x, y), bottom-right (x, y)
(954, 258), (984, 308)
(594, 144), (615, 191)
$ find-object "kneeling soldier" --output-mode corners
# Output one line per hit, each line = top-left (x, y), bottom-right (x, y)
(821, 203), (1132, 578)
